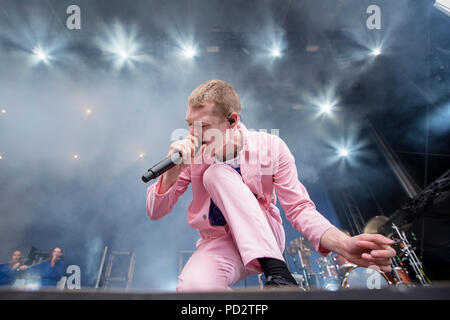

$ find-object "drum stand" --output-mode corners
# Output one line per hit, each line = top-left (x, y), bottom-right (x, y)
(392, 223), (431, 286)
(296, 250), (310, 289)
(390, 255), (403, 284)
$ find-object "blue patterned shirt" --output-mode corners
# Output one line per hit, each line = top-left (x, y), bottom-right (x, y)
(208, 166), (241, 226)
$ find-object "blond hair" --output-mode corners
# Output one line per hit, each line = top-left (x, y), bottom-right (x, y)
(188, 80), (241, 118)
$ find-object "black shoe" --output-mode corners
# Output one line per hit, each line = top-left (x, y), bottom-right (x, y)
(264, 275), (298, 288)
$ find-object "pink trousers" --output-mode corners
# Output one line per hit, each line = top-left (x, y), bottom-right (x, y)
(176, 163), (285, 292)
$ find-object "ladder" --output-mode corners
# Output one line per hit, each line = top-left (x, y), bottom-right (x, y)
(100, 249), (136, 290)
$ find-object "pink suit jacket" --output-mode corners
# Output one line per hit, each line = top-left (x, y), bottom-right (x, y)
(146, 122), (334, 257)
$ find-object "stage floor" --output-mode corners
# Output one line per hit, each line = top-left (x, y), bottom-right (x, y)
(1, 283), (450, 300)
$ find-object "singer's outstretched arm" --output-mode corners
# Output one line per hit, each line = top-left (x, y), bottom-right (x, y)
(272, 135), (334, 256)
(272, 135), (395, 271)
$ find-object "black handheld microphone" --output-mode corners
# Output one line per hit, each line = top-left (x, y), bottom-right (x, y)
(141, 151), (183, 183)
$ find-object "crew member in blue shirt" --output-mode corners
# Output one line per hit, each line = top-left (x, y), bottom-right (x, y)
(25, 247), (64, 287)
(0, 250), (27, 286)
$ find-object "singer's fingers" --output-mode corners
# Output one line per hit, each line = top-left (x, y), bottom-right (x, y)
(184, 139), (196, 160)
(172, 138), (197, 163)
(176, 144), (189, 162)
(358, 233), (394, 246)
(171, 144), (186, 159)
(189, 135), (200, 148)
(179, 139), (192, 151)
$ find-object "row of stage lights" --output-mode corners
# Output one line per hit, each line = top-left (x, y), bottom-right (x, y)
(29, 42), (382, 66)
(1, 35), (383, 164)
(30, 44), (286, 63)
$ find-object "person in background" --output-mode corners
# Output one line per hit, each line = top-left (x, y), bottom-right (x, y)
(0, 250), (27, 286)
(25, 247), (64, 287)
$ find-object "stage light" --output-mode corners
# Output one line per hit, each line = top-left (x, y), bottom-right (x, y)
(306, 88), (339, 120)
(434, 0), (450, 16)
(324, 128), (369, 169)
(111, 45), (137, 65)
(97, 22), (142, 69)
(117, 49), (129, 61)
(169, 31), (199, 60)
(319, 103), (333, 114)
(270, 47), (281, 58)
(182, 46), (197, 59)
(32, 45), (49, 63)
(314, 99), (337, 118)
(338, 148), (350, 158)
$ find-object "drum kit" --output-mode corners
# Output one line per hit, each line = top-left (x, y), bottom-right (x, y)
(287, 220), (431, 291)
(314, 252), (392, 290)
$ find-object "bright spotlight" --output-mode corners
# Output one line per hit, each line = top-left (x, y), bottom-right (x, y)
(338, 148), (350, 158)
(86, 108), (92, 115)
(372, 48), (381, 56)
(182, 46), (197, 58)
(325, 131), (368, 168)
(73, 154), (79, 160)
(320, 103), (333, 114)
(117, 49), (129, 61)
(97, 23), (142, 69)
(271, 47), (281, 58)
(139, 153), (145, 158)
(32, 45), (49, 63)
(1, 109), (5, 114)
(434, 0), (450, 17)
(112, 45), (137, 65)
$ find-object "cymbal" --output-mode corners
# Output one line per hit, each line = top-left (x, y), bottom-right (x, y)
(363, 215), (389, 234)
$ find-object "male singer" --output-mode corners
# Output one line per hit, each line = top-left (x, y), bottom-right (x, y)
(146, 80), (396, 291)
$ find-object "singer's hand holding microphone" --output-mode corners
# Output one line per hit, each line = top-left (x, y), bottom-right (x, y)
(141, 135), (204, 192)
(165, 134), (199, 171)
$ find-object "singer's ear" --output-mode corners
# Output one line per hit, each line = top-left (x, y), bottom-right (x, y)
(227, 112), (238, 126)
